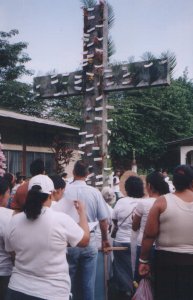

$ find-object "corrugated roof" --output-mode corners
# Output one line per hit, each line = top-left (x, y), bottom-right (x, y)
(0, 108), (79, 131)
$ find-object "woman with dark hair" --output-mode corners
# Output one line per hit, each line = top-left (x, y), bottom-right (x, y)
(5, 174), (90, 300)
(50, 175), (66, 204)
(139, 165), (193, 300)
(0, 178), (10, 208)
(0, 178), (13, 300)
(3, 173), (15, 192)
(112, 176), (144, 299)
(132, 171), (169, 281)
(3, 173), (15, 208)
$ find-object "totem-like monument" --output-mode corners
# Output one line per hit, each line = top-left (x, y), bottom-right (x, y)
(34, 1), (169, 186)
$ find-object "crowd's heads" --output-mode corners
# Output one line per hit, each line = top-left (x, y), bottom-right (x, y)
(30, 159), (45, 177)
(0, 177), (10, 206)
(146, 171), (170, 196)
(173, 165), (193, 192)
(101, 186), (115, 204)
(3, 173), (15, 191)
(24, 175), (54, 220)
(162, 168), (168, 178)
(73, 161), (88, 178)
(61, 172), (68, 179)
(125, 176), (144, 198)
(50, 175), (66, 190)
(15, 171), (25, 184)
(114, 169), (121, 177)
(50, 175), (66, 201)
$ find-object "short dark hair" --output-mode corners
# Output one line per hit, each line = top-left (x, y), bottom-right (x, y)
(30, 159), (45, 176)
(73, 161), (88, 178)
(50, 175), (66, 190)
(173, 165), (193, 191)
(0, 177), (10, 196)
(125, 176), (144, 198)
(146, 171), (169, 195)
(3, 173), (15, 190)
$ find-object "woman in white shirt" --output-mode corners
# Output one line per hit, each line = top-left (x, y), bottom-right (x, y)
(5, 174), (89, 300)
(0, 178), (14, 300)
(139, 165), (193, 300)
(112, 176), (144, 299)
(132, 171), (169, 281)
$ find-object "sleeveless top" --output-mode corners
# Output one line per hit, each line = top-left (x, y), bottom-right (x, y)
(156, 193), (193, 253)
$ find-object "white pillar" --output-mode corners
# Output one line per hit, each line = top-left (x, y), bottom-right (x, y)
(180, 146), (193, 164)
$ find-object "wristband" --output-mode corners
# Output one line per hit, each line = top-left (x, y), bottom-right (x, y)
(139, 258), (149, 264)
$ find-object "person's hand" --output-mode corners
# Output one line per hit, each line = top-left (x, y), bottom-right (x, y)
(138, 262), (150, 276)
(101, 240), (111, 253)
(74, 201), (85, 215)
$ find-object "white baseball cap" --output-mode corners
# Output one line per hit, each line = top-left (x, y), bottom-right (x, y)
(28, 175), (54, 194)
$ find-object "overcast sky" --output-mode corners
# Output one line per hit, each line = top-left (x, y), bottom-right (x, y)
(1, 0), (193, 83)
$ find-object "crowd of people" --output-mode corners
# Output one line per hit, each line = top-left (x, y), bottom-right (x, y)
(1, 159), (193, 300)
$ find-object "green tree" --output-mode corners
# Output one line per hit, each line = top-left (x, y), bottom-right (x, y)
(109, 75), (193, 170)
(0, 29), (43, 116)
(46, 96), (83, 127)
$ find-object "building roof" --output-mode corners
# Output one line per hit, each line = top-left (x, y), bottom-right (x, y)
(166, 136), (193, 146)
(0, 108), (79, 131)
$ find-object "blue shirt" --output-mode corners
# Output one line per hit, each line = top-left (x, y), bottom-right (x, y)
(54, 180), (108, 223)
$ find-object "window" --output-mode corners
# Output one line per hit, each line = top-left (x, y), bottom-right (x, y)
(4, 150), (55, 177)
(4, 150), (22, 175)
(26, 152), (55, 177)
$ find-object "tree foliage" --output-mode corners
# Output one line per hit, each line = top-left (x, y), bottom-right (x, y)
(109, 74), (193, 170)
(0, 30), (43, 116)
(45, 96), (83, 127)
(0, 29), (32, 81)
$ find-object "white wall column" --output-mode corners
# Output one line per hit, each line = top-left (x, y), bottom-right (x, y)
(180, 146), (193, 164)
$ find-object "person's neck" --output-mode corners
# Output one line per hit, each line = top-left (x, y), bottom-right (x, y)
(149, 192), (160, 198)
(74, 176), (86, 181)
(43, 197), (52, 207)
(0, 197), (6, 207)
(175, 189), (193, 202)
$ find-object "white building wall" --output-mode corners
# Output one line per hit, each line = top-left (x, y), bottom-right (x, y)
(180, 146), (193, 164)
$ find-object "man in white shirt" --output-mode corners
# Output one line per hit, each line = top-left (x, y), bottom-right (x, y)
(54, 161), (110, 300)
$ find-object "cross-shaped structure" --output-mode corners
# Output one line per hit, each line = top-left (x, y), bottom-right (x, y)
(34, 1), (169, 187)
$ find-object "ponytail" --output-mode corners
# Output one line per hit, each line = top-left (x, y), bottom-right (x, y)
(24, 185), (49, 220)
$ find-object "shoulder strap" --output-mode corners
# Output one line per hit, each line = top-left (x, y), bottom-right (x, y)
(119, 207), (136, 227)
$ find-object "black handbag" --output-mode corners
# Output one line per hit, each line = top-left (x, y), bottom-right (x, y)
(111, 225), (118, 238)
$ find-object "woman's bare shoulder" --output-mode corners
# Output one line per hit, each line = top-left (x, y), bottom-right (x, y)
(153, 195), (167, 213)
